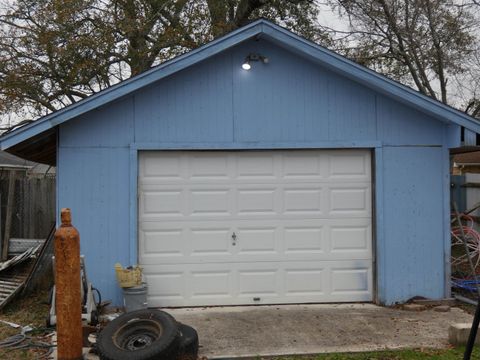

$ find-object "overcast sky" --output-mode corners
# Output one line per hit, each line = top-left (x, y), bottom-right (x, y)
(316, 2), (349, 32)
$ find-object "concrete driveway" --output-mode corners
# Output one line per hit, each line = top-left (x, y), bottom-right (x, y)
(169, 303), (473, 359)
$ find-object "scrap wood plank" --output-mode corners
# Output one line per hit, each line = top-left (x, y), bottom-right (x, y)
(9, 238), (45, 255)
(0, 226), (53, 310)
(0, 245), (41, 272)
(0, 259), (33, 310)
(0, 226), (54, 309)
(22, 225), (55, 295)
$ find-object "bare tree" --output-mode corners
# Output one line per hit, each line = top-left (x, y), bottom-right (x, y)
(0, 0), (325, 123)
(327, 0), (479, 117)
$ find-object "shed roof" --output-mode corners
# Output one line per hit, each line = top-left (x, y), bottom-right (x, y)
(0, 150), (54, 175)
(1, 19), (479, 164)
(0, 150), (34, 169)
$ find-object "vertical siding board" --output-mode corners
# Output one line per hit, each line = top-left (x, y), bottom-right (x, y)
(327, 76), (376, 141)
(377, 95), (444, 145)
(134, 51), (234, 143)
(129, 147), (138, 266)
(446, 124), (461, 148)
(58, 147), (130, 304)
(382, 146), (444, 304)
(464, 129), (477, 146)
(60, 97), (134, 147)
(374, 147), (386, 303)
(232, 39), (333, 142)
(442, 130), (452, 298)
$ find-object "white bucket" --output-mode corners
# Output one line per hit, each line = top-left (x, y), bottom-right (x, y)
(123, 283), (148, 312)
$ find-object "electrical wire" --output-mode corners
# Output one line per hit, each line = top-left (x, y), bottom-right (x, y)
(92, 287), (102, 307)
(0, 329), (55, 360)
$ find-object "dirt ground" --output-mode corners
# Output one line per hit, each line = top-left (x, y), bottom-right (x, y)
(0, 291), (52, 360)
(0, 292), (478, 360)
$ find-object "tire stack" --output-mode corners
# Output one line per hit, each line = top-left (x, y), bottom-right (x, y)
(96, 309), (199, 360)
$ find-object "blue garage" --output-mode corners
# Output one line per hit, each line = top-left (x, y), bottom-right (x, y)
(1, 19), (479, 306)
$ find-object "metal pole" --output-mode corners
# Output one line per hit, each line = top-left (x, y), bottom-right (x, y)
(54, 208), (83, 360)
(464, 292), (480, 360)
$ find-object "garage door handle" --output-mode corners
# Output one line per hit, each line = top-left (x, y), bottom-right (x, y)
(231, 232), (237, 246)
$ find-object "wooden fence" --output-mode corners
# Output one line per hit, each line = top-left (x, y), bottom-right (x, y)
(0, 172), (56, 245)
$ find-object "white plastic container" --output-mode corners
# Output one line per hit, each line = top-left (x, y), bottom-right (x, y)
(123, 283), (148, 312)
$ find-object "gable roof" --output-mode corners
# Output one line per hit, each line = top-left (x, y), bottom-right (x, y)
(1, 18), (479, 152)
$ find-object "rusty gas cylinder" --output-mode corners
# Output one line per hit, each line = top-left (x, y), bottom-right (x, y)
(54, 208), (83, 360)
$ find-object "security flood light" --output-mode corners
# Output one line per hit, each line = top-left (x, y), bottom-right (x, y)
(242, 61), (252, 70)
(242, 53), (269, 70)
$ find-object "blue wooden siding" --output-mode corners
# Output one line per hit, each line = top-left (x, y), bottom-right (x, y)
(378, 147), (446, 304)
(57, 147), (131, 300)
(464, 129), (477, 146)
(58, 37), (454, 305)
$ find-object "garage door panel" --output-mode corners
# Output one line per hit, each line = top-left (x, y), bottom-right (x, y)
(140, 186), (371, 220)
(141, 190), (184, 217)
(143, 260), (372, 306)
(284, 268), (325, 296)
(331, 225), (371, 252)
(139, 150), (371, 185)
(331, 267), (372, 295)
(189, 270), (233, 299)
(147, 271), (186, 302)
(189, 154), (230, 179)
(329, 152), (370, 179)
(237, 153), (276, 179)
(282, 152), (325, 179)
(284, 226), (325, 254)
(189, 228), (231, 255)
(141, 228), (184, 256)
(190, 189), (232, 216)
(237, 188), (277, 215)
(140, 153), (184, 180)
(238, 269), (280, 297)
(235, 226), (278, 255)
(283, 187), (323, 215)
(139, 150), (373, 306)
(328, 185), (371, 216)
(139, 218), (371, 264)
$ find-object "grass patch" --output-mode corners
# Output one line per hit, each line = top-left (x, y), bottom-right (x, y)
(262, 347), (480, 359)
(0, 290), (51, 360)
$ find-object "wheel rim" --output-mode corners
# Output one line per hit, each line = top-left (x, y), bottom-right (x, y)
(113, 318), (163, 351)
(124, 334), (153, 350)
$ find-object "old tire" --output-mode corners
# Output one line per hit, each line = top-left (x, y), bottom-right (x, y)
(177, 323), (199, 360)
(97, 309), (180, 360)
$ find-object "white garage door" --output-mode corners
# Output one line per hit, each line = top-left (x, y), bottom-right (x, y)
(138, 150), (373, 307)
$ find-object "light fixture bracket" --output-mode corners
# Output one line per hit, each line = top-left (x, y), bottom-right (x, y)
(242, 53), (269, 70)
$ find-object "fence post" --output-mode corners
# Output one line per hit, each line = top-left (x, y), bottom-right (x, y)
(2, 170), (15, 260)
